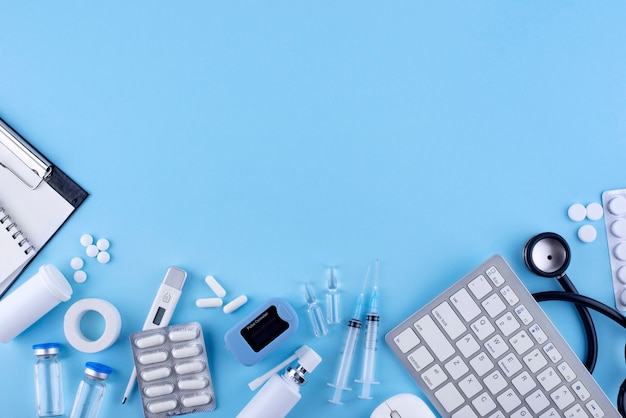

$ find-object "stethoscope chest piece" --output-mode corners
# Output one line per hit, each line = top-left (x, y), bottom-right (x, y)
(523, 232), (571, 278)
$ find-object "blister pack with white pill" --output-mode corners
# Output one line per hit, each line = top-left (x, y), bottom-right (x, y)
(130, 322), (216, 417)
(601, 188), (626, 310)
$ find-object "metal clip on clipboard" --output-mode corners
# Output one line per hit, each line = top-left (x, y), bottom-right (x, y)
(0, 119), (52, 190)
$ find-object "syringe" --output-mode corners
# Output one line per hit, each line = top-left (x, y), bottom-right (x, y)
(355, 259), (380, 399)
(328, 266), (370, 404)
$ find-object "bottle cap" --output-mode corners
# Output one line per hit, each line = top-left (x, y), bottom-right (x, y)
(33, 342), (60, 356)
(85, 362), (112, 379)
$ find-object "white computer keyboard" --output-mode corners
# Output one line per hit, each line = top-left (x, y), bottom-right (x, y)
(385, 255), (619, 418)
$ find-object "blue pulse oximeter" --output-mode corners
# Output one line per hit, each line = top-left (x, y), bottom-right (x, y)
(224, 298), (299, 366)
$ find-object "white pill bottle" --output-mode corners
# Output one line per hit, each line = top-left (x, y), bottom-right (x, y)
(237, 348), (322, 418)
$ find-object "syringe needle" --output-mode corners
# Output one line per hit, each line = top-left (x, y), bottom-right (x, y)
(356, 259), (380, 399)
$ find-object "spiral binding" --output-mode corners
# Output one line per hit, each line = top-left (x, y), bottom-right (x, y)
(0, 207), (36, 255)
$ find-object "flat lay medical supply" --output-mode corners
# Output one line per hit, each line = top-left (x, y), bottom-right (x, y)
(69, 362), (112, 418)
(223, 294), (249, 314)
(33, 343), (64, 417)
(248, 345), (313, 391)
(370, 393), (436, 418)
(130, 322), (216, 417)
(328, 266), (370, 404)
(602, 188), (626, 311)
(205, 275), (227, 298)
(63, 298), (122, 353)
(326, 267), (341, 325)
(237, 346), (322, 418)
(224, 298), (299, 366)
(356, 259), (380, 399)
(122, 266), (187, 404)
(0, 264), (72, 343)
(385, 255), (619, 417)
(0, 116), (88, 297)
(304, 283), (328, 337)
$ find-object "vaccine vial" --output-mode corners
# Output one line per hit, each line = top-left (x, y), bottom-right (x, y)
(33, 343), (64, 417)
(69, 362), (112, 418)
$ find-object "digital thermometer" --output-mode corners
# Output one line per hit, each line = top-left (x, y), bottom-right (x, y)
(121, 266), (187, 404)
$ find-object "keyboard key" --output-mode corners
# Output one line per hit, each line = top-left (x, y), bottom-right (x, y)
(470, 352), (494, 377)
(512, 371), (537, 396)
(529, 323), (548, 344)
(564, 403), (588, 418)
(539, 407), (559, 418)
(538, 367), (561, 391)
(456, 333), (480, 358)
(471, 316), (495, 341)
(453, 405), (479, 418)
(486, 266), (506, 287)
(415, 315), (455, 362)
(487, 411), (506, 418)
(526, 389), (551, 414)
(433, 301), (467, 339)
(499, 285), (519, 305)
(498, 353), (522, 377)
(469, 275), (492, 299)
(510, 407), (531, 418)
(483, 370), (507, 395)
(551, 385), (576, 410)
(451, 288), (481, 322)
(458, 373), (482, 398)
(421, 364), (448, 390)
(472, 392), (497, 416)
(514, 305), (533, 325)
(543, 343), (563, 363)
(495, 312), (520, 337)
(482, 294), (506, 318)
(445, 356), (470, 380)
(523, 348), (548, 373)
(585, 400), (605, 417)
(509, 330), (533, 355)
(557, 362), (577, 382)
(434, 382), (465, 413)
(407, 346), (434, 372)
(572, 381), (591, 401)
(485, 334), (508, 359)
(393, 327), (420, 353)
(496, 388), (521, 413)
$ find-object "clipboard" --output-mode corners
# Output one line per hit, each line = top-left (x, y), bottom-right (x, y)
(0, 116), (88, 297)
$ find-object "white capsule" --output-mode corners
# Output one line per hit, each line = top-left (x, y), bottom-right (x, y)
(223, 295), (248, 314)
(80, 234), (93, 246)
(172, 344), (202, 359)
(144, 383), (174, 398)
(96, 238), (110, 250)
(195, 298), (223, 308)
(147, 399), (177, 413)
(138, 350), (168, 365)
(204, 275), (226, 298)
(97, 251), (111, 264)
(86, 244), (99, 257)
(70, 257), (84, 270)
(182, 393), (212, 408)
(141, 366), (171, 381)
(135, 333), (166, 349)
(175, 361), (205, 375)
(73, 270), (87, 283)
(178, 378), (208, 390)
(169, 329), (198, 342)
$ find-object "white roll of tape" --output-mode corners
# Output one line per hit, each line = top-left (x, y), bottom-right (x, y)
(64, 298), (122, 353)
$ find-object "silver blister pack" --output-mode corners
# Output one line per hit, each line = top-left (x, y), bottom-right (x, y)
(601, 188), (626, 311)
(130, 322), (216, 417)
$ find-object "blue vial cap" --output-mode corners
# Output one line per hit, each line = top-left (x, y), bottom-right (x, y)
(85, 362), (112, 379)
(33, 342), (60, 355)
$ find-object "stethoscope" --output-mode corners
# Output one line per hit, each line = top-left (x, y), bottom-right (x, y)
(523, 232), (626, 415)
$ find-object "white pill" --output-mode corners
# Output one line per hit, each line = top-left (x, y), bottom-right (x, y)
(617, 266), (626, 284)
(86, 245), (99, 257)
(615, 242), (626, 261)
(175, 361), (205, 375)
(178, 378), (208, 390)
(204, 275), (226, 298)
(80, 234), (93, 246)
(223, 295), (248, 314)
(169, 329), (198, 342)
(70, 257), (84, 270)
(182, 393), (212, 408)
(611, 220), (626, 238)
(138, 350), (168, 365)
(141, 366), (171, 381)
(73, 270), (87, 283)
(172, 344), (202, 359)
(620, 289), (626, 307)
(147, 399), (177, 413)
(586, 202), (603, 221)
(144, 383), (174, 398)
(195, 298), (223, 308)
(97, 251), (111, 264)
(135, 333), (166, 349)
(567, 203), (586, 222)
(578, 225), (597, 243)
(608, 196), (626, 216)
(96, 238), (110, 251)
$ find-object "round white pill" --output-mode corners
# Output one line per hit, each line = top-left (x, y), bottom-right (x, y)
(615, 242), (626, 261)
(97, 251), (111, 264)
(567, 203), (586, 222)
(617, 266), (626, 284)
(204, 275), (227, 298)
(611, 220), (626, 238)
(620, 289), (626, 307)
(70, 257), (84, 270)
(586, 202), (603, 221)
(608, 196), (626, 216)
(96, 238), (110, 251)
(223, 295), (248, 314)
(80, 234), (93, 246)
(195, 298), (223, 308)
(73, 270), (87, 283)
(578, 225), (597, 243)
(86, 245), (99, 257)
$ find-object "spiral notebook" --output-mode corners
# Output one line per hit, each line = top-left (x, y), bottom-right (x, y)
(0, 116), (88, 297)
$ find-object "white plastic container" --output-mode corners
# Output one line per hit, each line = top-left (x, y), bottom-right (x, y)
(0, 264), (73, 343)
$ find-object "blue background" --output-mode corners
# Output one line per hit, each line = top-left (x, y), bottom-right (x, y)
(1, 2), (626, 417)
